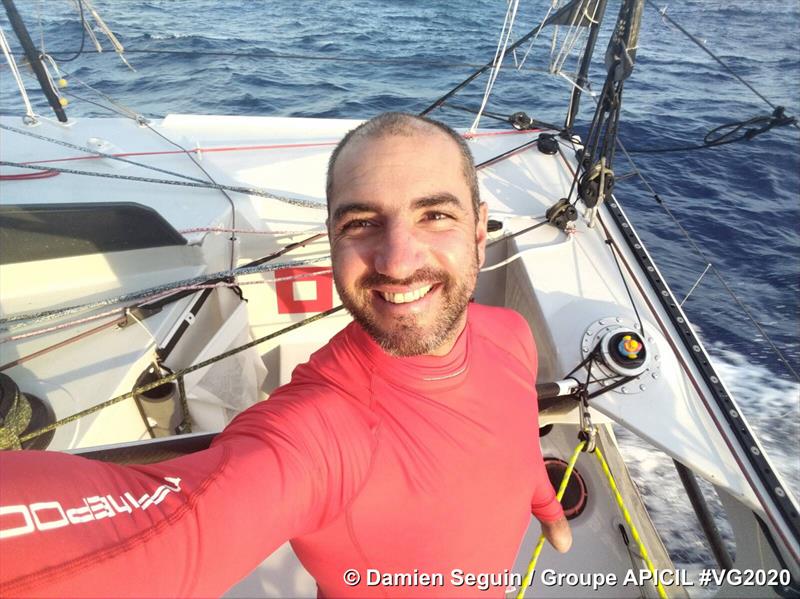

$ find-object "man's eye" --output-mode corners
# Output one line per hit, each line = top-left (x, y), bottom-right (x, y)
(341, 219), (373, 231)
(425, 212), (452, 221)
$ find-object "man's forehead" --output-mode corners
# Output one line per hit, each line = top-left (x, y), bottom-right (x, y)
(330, 129), (467, 198)
(338, 126), (459, 162)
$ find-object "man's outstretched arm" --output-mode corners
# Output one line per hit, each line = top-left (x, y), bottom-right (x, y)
(0, 392), (374, 598)
(541, 515), (572, 553)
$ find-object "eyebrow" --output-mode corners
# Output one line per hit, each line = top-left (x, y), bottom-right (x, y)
(331, 202), (376, 225)
(331, 193), (466, 226)
(411, 193), (464, 212)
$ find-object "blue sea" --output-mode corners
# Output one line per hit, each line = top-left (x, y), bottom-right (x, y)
(1, 0), (798, 590)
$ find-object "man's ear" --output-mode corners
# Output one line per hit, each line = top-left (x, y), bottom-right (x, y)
(476, 202), (489, 268)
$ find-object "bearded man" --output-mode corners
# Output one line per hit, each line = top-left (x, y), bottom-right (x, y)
(0, 113), (571, 598)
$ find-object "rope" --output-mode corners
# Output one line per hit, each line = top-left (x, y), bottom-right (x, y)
(0, 254), (331, 332)
(514, 0), (557, 70)
(625, 108), (797, 154)
(0, 26), (36, 123)
(0, 160), (326, 210)
(550, 0), (594, 74)
(593, 446), (668, 599)
(0, 388), (32, 451)
(516, 439), (585, 598)
(14, 305), (344, 446)
(46, 0), (86, 62)
(470, 0), (521, 132)
(516, 439), (669, 599)
(9, 47), (551, 71)
(680, 263), (711, 307)
(648, 0), (799, 131)
(613, 138), (800, 382)
(0, 268), (331, 345)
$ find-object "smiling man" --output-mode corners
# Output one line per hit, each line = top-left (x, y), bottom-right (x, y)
(0, 113), (570, 598)
(327, 114), (486, 358)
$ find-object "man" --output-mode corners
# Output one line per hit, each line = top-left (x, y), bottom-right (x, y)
(0, 113), (570, 598)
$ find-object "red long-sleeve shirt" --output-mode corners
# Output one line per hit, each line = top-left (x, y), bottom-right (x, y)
(0, 303), (561, 597)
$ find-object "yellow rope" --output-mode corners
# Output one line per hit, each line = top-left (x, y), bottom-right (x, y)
(516, 440), (585, 599)
(593, 446), (668, 599)
(516, 439), (669, 599)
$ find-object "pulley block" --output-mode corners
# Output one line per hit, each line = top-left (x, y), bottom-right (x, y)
(546, 198), (578, 231)
(579, 161), (615, 208)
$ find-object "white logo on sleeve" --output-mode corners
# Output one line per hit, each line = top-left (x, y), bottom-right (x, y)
(0, 476), (182, 540)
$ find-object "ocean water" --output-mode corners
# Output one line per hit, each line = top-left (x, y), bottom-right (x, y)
(1, 0), (798, 592)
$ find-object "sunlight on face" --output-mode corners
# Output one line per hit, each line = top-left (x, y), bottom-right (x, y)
(328, 130), (487, 357)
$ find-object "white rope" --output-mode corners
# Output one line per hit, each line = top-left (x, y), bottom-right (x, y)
(470, 0), (521, 132)
(680, 263), (712, 306)
(552, 2), (598, 74)
(515, 0), (559, 70)
(0, 26), (37, 123)
(81, 0), (136, 71)
(549, 0), (584, 72)
(480, 237), (573, 273)
(558, 70), (597, 98)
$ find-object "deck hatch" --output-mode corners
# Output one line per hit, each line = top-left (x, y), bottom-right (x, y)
(0, 202), (186, 264)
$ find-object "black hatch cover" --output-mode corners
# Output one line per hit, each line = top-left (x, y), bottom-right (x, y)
(0, 203), (187, 265)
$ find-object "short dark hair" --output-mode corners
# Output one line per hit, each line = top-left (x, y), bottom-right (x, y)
(325, 112), (480, 217)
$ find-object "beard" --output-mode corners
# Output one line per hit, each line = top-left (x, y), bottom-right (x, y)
(335, 256), (479, 357)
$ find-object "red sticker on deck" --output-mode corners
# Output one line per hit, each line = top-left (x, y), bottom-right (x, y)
(275, 267), (333, 314)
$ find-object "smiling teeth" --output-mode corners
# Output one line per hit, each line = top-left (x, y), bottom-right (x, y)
(381, 285), (433, 304)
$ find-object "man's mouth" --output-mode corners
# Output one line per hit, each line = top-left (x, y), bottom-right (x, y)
(378, 283), (434, 304)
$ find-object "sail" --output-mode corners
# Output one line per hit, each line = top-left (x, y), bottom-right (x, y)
(544, 0), (603, 28)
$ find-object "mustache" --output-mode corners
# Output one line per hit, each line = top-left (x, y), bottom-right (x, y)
(358, 267), (447, 288)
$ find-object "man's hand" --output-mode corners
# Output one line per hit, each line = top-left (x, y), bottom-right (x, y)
(541, 515), (572, 553)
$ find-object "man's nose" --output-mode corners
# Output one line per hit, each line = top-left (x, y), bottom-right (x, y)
(373, 221), (425, 281)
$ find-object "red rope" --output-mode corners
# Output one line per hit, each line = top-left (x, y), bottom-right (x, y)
(0, 169), (60, 180)
(20, 129), (540, 166)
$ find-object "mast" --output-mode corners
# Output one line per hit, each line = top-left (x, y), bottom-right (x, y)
(1, 0), (68, 122)
(564, 0), (610, 131)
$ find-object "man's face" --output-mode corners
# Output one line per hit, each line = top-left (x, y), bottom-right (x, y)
(327, 130), (488, 357)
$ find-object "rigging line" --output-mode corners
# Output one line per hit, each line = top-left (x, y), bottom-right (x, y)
(0, 25), (36, 122)
(137, 119), (240, 271)
(486, 220), (548, 248)
(623, 109), (798, 154)
(602, 232), (645, 336)
(1, 269), (332, 345)
(480, 241), (563, 273)
(177, 227), (326, 236)
(62, 88), (135, 117)
(614, 138), (800, 382)
(515, 0), (557, 70)
(647, 0), (799, 131)
(45, 0), (85, 62)
(0, 315), (126, 372)
(17, 304), (347, 445)
(550, 0), (590, 73)
(470, 0), (521, 132)
(419, 9), (558, 116)
(1, 122), (236, 189)
(61, 68), (141, 119)
(475, 136), (544, 170)
(8, 47), (551, 71)
(681, 263), (711, 307)
(0, 160), (326, 210)
(0, 254), (331, 332)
